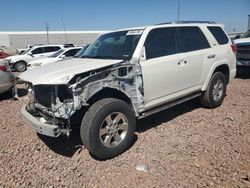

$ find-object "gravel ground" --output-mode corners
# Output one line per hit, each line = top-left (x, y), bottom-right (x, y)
(0, 70), (250, 187)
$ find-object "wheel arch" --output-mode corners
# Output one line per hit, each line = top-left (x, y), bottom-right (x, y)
(202, 63), (230, 91)
(86, 87), (137, 115)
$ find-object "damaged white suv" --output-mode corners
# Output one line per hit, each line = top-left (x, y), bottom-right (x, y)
(20, 22), (236, 159)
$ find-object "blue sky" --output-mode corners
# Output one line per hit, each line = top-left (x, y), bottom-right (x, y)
(0, 0), (249, 33)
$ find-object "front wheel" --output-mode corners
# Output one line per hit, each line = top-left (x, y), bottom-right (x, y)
(200, 71), (227, 108)
(15, 61), (27, 72)
(80, 98), (136, 160)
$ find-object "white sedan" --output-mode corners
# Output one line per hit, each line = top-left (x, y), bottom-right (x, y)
(28, 47), (82, 69)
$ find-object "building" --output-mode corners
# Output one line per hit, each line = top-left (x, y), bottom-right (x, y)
(0, 30), (109, 50)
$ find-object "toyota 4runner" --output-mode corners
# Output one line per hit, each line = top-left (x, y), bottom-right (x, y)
(19, 22), (236, 159)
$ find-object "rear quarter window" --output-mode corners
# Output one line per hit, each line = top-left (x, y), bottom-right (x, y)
(207, 26), (229, 45)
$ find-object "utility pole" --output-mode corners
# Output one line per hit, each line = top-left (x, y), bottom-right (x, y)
(61, 17), (68, 43)
(177, 0), (180, 21)
(45, 21), (49, 44)
(248, 15), (250, 30)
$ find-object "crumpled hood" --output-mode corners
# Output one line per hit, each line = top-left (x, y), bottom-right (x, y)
(19, 58), (123, 85)
(234, 38), (250, 44)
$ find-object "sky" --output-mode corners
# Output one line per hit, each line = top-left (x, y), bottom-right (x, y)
(0, 0), (249, 33)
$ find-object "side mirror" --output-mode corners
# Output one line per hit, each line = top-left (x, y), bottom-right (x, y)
(28, 52), (34, 57)
(60, 54), (66, 58)
(140, 46), (147, 62)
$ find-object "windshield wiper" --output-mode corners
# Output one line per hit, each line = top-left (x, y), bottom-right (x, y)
(80, 55), (93, 58)
(91, 55), (116, 59)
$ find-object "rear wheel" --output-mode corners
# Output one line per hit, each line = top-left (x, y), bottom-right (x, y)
(80, 98), (136, 160)
(200, 71), (227, 108)
(15, 61), (26, 72)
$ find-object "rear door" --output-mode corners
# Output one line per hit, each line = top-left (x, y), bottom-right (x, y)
(140, 26), (211, 109)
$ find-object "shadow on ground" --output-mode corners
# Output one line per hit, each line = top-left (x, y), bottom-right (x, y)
(38, 98), (202, 158)
(136, 98), (202, 132)
(37, 125), (83, 158)
(236, 69), (250, 79)
(0, 87), (28, 101)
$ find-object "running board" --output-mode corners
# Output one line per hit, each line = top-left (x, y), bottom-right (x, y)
(140, 92), (202, 118)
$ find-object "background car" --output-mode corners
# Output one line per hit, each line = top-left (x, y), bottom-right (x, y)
(4, 45), (64, 72)
(234, 29), (250, 69)
(0, 60), (15, 95)
(0, 49), (10, 59)
(28, 47), (82, 69)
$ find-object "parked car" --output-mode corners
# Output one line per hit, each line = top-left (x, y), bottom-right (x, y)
(28, 47), (82, 69)
(234, 29), (250, 69)
(4, 45), (64, 72)
(20, 22), (236, 159)
(0, 61), (15, 95)
(0, 49), (10, 59)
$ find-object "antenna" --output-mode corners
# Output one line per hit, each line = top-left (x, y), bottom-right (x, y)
(61, 17), (68, 43)
(248, 15), (250, 30)
(177, 0), (180, 21)
(45, 21), (49, 44)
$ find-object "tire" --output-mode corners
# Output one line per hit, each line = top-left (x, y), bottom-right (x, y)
(200, 71), (227, 108)
(80, 98), (136, 160)
(15, 61), (27, 72)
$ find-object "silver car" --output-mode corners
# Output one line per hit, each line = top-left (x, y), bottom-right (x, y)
(0, 61), (15, 94)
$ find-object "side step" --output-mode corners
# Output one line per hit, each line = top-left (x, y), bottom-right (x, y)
(140, 92), (202, 118)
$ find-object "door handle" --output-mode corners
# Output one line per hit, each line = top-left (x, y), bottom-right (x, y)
(207, 54), (216, 59)
(178, 60), (187, 65)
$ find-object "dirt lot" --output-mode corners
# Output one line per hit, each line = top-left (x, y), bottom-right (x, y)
(0, 70), (250, 187)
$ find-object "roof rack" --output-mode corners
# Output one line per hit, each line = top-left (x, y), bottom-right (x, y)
(156, 21), (217, 25)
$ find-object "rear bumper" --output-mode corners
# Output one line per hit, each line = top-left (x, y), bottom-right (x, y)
(21, 105), (61, 137)
(237, 60), (250, 69)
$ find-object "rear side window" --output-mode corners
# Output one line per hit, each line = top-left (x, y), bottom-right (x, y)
(32, 47), (44, 54)
(145, 27), (179, 59)
(178, 27), (210, 52)
(207, 26), (229, 44)
(44, 46), (61, 53)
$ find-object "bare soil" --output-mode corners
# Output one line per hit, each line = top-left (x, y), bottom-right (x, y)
(0, 70), (250, 187)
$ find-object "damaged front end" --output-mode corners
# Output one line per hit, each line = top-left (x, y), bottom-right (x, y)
(22, 62), (144, 137)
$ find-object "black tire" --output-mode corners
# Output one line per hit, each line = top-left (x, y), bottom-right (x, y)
(15, 61), (27, 72)
(200, 71), (227, 108)
(80, 98), (136, 160)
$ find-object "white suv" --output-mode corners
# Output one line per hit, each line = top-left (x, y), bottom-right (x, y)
(20, 22), (236, 159)
(5, 45), (64, 72)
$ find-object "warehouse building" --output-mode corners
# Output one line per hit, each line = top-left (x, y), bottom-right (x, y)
(0, 30), (108, 50)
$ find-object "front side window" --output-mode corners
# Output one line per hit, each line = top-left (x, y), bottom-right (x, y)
(144, 27), (179, 60)
(178, 27), (210, 52)
(32, 47), (44, 54)
(82, 30), (142, 60)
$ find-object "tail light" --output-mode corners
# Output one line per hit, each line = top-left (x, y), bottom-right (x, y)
(231, 44), (237, 55)
(0, 65), (8, 72)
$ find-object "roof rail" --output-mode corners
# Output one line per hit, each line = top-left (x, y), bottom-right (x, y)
(156, 21), (217, 25)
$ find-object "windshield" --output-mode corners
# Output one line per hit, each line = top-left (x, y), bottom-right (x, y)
(242, 30), (250, 38)
(82, 30), (143, 60)
(74, 45), (90, 58)
(49, 49), (65, 57)
(20, 48), (33, 55)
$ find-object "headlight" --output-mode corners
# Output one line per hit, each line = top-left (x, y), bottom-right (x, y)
(10, 59), (15, 64)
